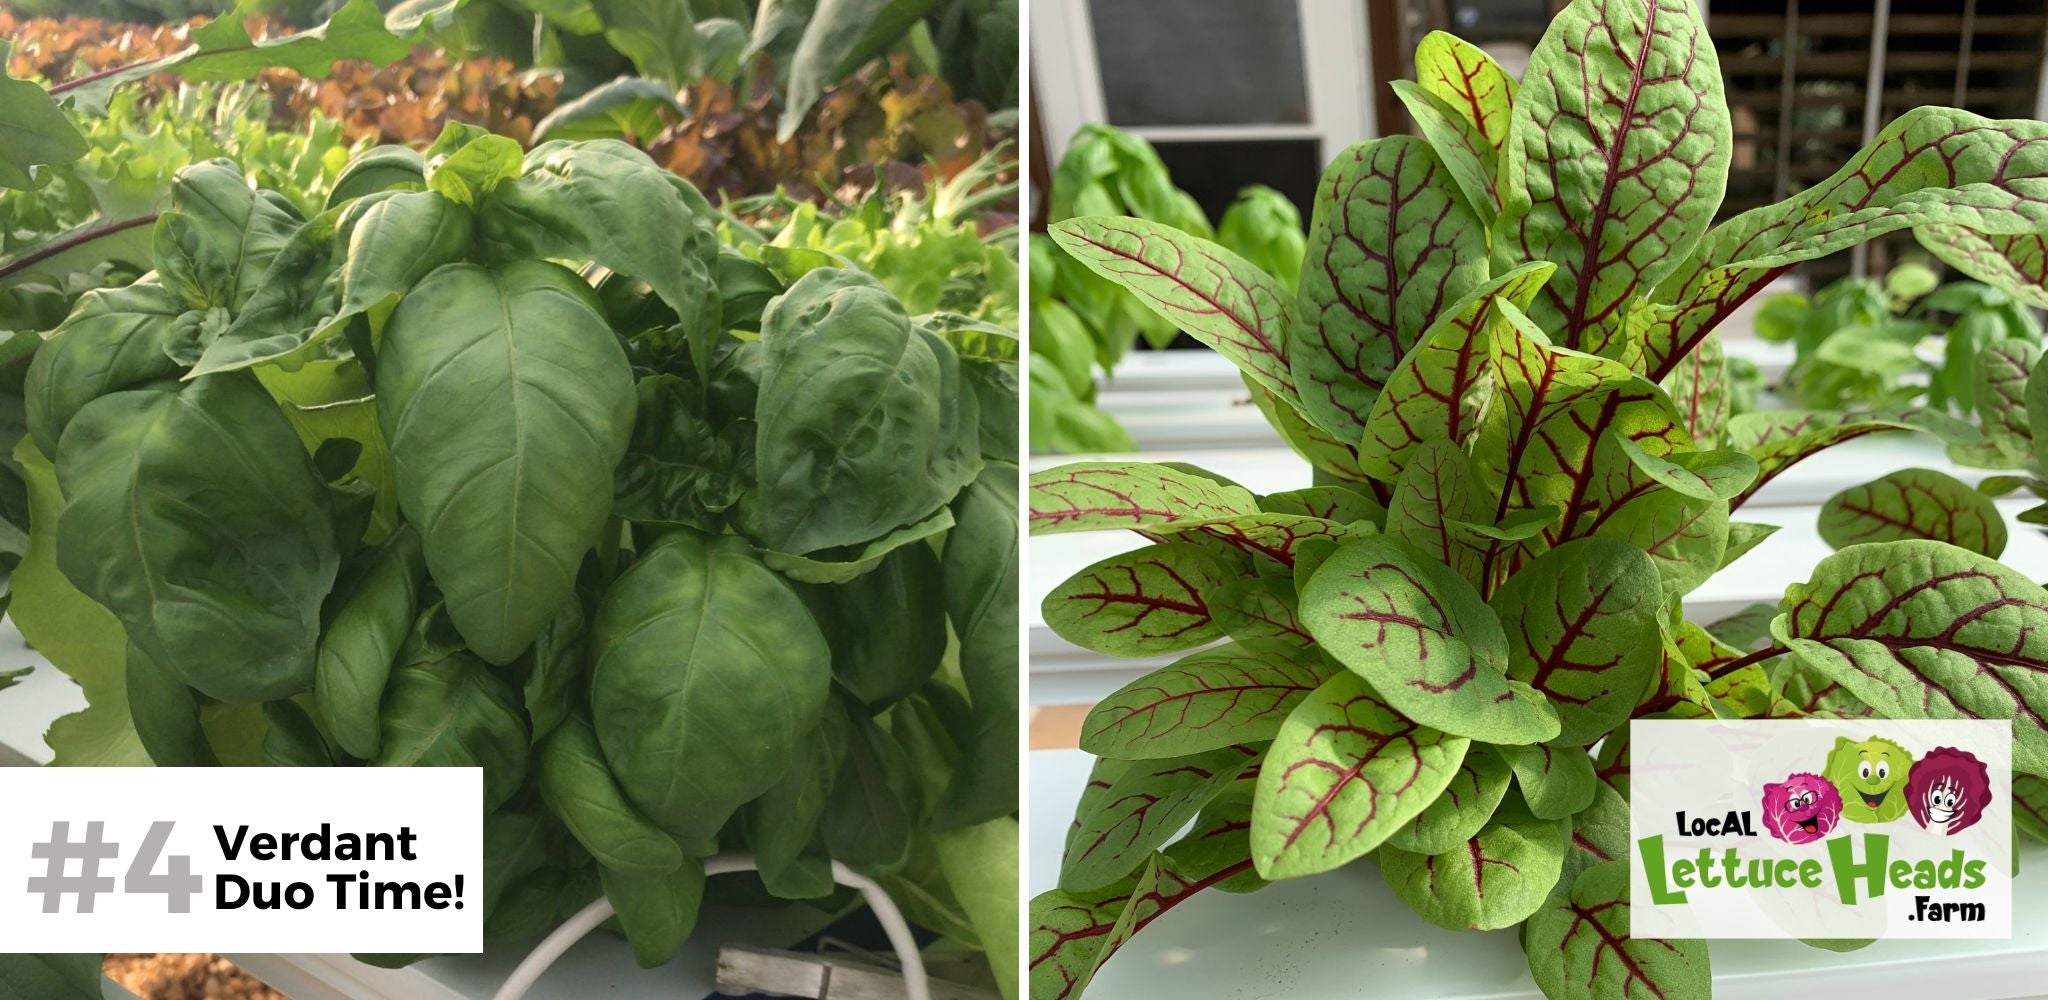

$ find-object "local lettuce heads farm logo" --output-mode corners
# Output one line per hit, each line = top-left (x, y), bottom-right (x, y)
(1761, 738), (1990, 842)
(1630, 720), (2011, 940)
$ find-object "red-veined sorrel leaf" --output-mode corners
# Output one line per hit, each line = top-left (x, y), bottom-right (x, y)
(1450, 506), (1560, 544)
(1259, 485), (1385, 526)
(1611, 434), (1758, 502)
(1028, 860), (1155, 1000)
(1497, 0), (1729, 349)
(1487, 302), (1636, 431)
(1246, 377), (1374, 486)
(1563, 781), (1628, 883)
(1291, 135), (1488, 443)
(1300, 535), (1561, 744)
(1393, 80), (1501, 224)
(1770, 657), (1875, 720)
(1593, 733), (1631, 799)
(1080, 643), (1332, 759)
(2016, 775), (2048, 842)
(1661, 330), (1729, 446)
(1502, 742), (1598, 820)
(1029, 462), (1258, 536)
(1415, 30), (1517, 154)
(1357, 262), (1556, 482)
(1160, 512), (1374, 571)
(1637, 625), (1721, 719)
(1384, 745), (1512, 855)
(1048, 216), (1298, 407)
(1474, 304), (1640, 543)
(1043, 541), (1231, 657)
(1818, 468), (2007, 558)
(1379, 797), (1566, 931)
(1387, 439), (1493, 585)
(1162, 782), (1267, 893)
(1961, 337), (2039, 465)
(1210, 577), (1314, 649)
(1772, 539), (2048, 777)
(1527, 861), (1711, 1000)
(1723, 410), (1920, 507)
(1706, 601), (1779, 652)
(1490, 383), (1708, 585)
(1489, 538), (1664, 746)
(1060, 745), (1260, 891)
(1720, 521), (1779, 570)
(1645, 108), (2048, 381)
(1918, 227), (2048, 310)
(1251, 671), (1468, 879)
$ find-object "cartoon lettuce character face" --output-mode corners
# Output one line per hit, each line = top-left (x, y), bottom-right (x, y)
(1826, 736), (1912, 822)
(1907, 746), (1992, 835)
(1762, 772), (1843, 843)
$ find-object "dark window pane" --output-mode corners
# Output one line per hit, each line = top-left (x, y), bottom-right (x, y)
(1089, 0), (1311, 126)
(1150, 138), (1322, 227)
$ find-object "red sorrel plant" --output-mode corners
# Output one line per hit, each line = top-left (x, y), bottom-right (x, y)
(1026, 0), (2048, 996)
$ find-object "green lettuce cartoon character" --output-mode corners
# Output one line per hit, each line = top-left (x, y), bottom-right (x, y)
(1825, 736), (1913, 823)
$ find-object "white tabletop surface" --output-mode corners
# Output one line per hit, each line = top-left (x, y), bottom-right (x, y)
(1029, 747), (2048, 1000)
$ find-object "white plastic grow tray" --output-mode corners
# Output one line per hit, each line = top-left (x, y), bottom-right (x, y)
(1026, 438), (2048, 707)
(1029, 747), (2048, 1000)
(0, 621), (834, 1000)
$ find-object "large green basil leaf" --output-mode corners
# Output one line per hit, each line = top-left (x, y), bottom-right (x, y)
(519, 598), (586, 747)
(55, 375), (337, 703)
(1772, 539), (2048, 777)
(539, 714), (682, 876)
(373, 649), (530, 811)
(745, 696), (850, 900)
(376, 260), (635, 664)
(153, 160), (303, 312)
(1498, 0), (1727, 347)
(477, 141), (720, 344)
(599, 857), (705, 969)
(809, 542), (947, 708)
(936, 460), (1020, 829)
(612, 373), (753, 532)
(126, 642), (216, 766)
(750, 268), (980, 554)
(1299, 535), (1560, 744)
(24, 280), (189, 455)
(823, 702), (920, 875)
(0, 954), (102, 1000)
(589, 530), (831, 847)
(315, 525), (426, 759)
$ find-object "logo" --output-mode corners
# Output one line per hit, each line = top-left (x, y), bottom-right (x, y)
(1629, 719), (2011, 940)
(1757, 739), (1992, 843)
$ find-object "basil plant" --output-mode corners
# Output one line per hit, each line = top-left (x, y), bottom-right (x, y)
(1027, 1), (2048, 996)
(11, 124), (1019, 986)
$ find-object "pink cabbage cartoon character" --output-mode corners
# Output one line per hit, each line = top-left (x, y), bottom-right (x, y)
(1762, 772), (1843, 844)
(1907, 746), (1991, 835)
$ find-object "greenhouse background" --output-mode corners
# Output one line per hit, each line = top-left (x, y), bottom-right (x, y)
(1027, 1), (2048, 995)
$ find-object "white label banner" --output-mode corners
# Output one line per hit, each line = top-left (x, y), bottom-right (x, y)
(1629, 719), (2011, 940)
(0, 767), (482, 953)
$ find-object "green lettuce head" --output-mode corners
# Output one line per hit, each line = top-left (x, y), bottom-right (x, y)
(1825, 736), (1913, 823)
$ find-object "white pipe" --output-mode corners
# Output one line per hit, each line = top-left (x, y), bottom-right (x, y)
(491, 852), (930, 1000)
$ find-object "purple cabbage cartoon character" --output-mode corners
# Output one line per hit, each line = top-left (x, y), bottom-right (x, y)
(1906, 746), (1991, 835)
(1761, 772), (1843, 844)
